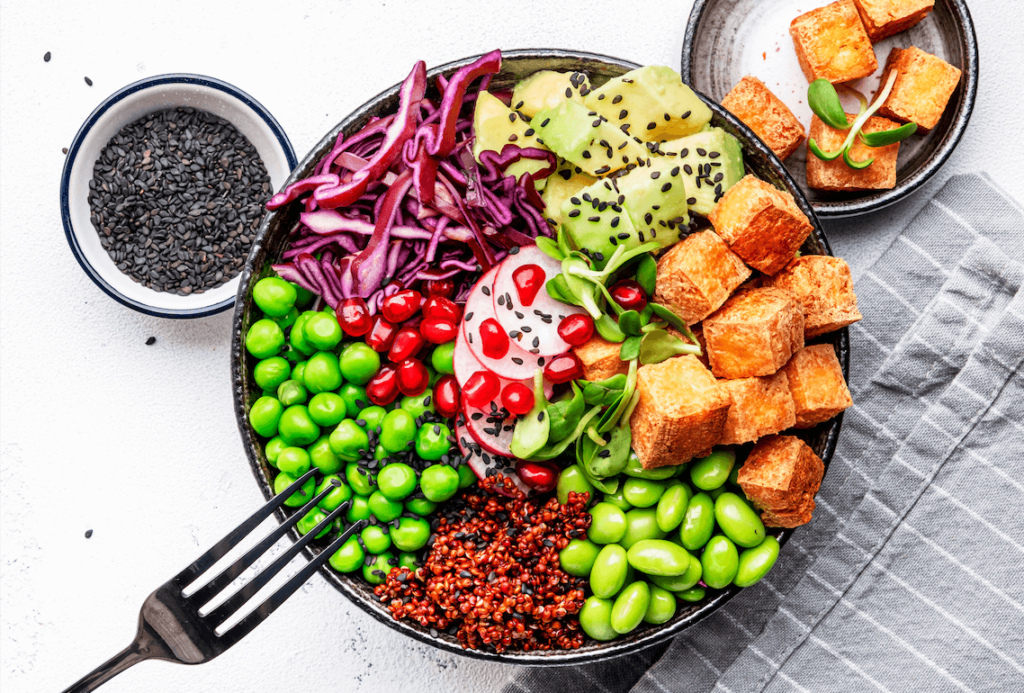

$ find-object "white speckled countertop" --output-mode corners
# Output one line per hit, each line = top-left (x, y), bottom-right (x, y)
(1, 1), (1020, 691)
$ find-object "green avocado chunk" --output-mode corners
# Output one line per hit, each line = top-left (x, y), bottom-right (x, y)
(512, 70), (592, 119)
(472, 91), (550, 184)
(661, 128), (745, 216)
(533, 99), (649, 177)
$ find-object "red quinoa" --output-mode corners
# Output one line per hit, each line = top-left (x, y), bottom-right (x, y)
(374, 476), (591, 652)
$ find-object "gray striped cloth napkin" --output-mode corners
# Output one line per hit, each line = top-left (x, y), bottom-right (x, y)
(503, 173), (1024, 693)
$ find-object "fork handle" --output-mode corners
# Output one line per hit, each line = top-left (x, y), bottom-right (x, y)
(61, 644), (149, 693)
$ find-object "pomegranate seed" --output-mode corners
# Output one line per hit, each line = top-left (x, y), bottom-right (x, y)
(501, 382), (535, 416)
(479, 318), (510, 359)
(388, 325), (426, 362)
(422, 295), (462, 323)
(381, 289), (422, 323)
(366, 315), (398, 353)
(516, 460), (558, 493)
(609, 279), (647, 312)
(396, 358), (430, 396)
(434, 375), (460, 418)
(463, 371), (501, 408)
(543, 353), (584, 384)
(337, 298), (372, 336)
(420, 318), (458, 344)
(366, 363), (399, 406)
(557, 314), (595, 347)
(512, 263), (545, 307)
(423, 278), (455, 298)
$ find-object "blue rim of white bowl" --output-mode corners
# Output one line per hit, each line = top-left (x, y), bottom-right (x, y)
(59, 73), (298, 319)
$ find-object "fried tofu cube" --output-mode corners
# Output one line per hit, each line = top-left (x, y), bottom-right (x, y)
(654, 230), (752, 325)
(718, 371), (797, 445)
(703, 287), (805, 379)
(709, 175), (814, 276)
(630, 355), (731, 469)
(853, 0), (934, 41)
(721, 76), (806, 161)
(574, 335), (629, 382)
(806, 114), (901, 191)
(876, 46), (962, 132)
(769, 255), (862, 337)
(790, 0), (878, 84)
(783, 344), (852, 428)
(737, 434), (825, 528)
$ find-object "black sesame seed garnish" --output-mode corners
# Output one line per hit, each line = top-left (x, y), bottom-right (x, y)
(588, 216), (600, 222)
(595, 165), (610, 175)
(661, 183), (672, 192)
(684, 164), (693, 175)
(84, 76), (93, 86)
(582, 151), (591, 159)
(565, 87), (573, 98)
(617, 232), (630, 240)
(644, 212), (653, 224)
(651, 171), (661, 179)
(145, 336), (156, 346)
(44, 51), (51, 62)
(507, 134), (518, 142)
(611, 217), (620, 228)
(598, 94), (606, 100)
(568, 209), (581, 218)
(541, 118), (550, 127)
(514, 100), (524, 110)
(647, 122), (656, 130)
(681, 111), (691, 119)
(696, 148), (707, 156)
(663, 113), (671, 121)
(671, 166), (680, 176)
(524, 128), (535, 137)
(612, 95), (623, 104)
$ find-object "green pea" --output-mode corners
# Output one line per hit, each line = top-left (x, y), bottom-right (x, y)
(416, 423), (452, 461)
(380, 409), (416, 453)
(611, 581), (650, 634)
(603, 488), (633, 511)
(701, 535), (739, 589)
(289, 314), (314, 356)
(656, 483), (691, 533)
(329, 420), (370, 461)
(296, 507), (331, 538)
(457, 464), (477, 488)
(253, 277), (298, 317)
(355, 405), (387, 433)
(651, 555), (702, 592)
(405, 497), (438, 516)
(678, 586), (706, 603)
(265, 436), (287, 466)
(277, 379), (307, 406)
(277, 405), (320, 446)
(246, 319), (285, 359)
(626, 539), (691, 576)
(249, 396), (284, 437)
(420, 464), (460, 502)
(303, 312), (342, 351)
(377, 463), (417, 501)
(329, 535), (365, 573)
(734, 536), (780, 587)
(623, 477), (667, 508)
(680, 492), (715, 551)
(714, 492), (766, 548)
(338, 382), (369, 417)
(346, 494), (372, 522)
(644, 585), (677, 625)
(360, 525), (392, 554)
(391, 517), (431, 552)
(273, 472), (315, 508)
(579, 596), (617, 641)
(254, 357), (291, 391)
(345, 462), (375, 496)
(557, 464), (596, 505)
(368, 490), (403, 522)
(303, 352), (343, 394)
(590, 544), (629, 599)
(623, 450), (678, 480)
(276, 447), (311, 476)
(398, 552), (419, 571)
(273, 307), (299, 331)
(315, 475), (352, 511)
(340, 343), (381, 385)
(559, 538), (601, 577)
(373, 444), (389, 461)
(429, 341), (456, 375)
(362, 551), (395, 584)
(291, 360), (307, 383)
(689, 449), (736, 491)
(401, 391), (436, 419)
(587, 502), (628, 545)
(308, 392), (346, 427)
(307, 435), (342, 474)
(621, 508), (667, 550)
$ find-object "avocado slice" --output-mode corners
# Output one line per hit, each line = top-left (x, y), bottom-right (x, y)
(533, 99), (649, 177)
(662, 128), (745, 216)
(472, 91), (550, 184)
(560, 177), (640, 267)
(541, 159), (597, 229)
(612, 156), (690, 249)
(512, 70), (592, 119)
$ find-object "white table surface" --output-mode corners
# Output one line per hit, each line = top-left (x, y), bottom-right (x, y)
(1, 1), (1021, 691)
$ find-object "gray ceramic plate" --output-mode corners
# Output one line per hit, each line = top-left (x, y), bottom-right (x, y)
(231, 49), (848, 664)
(682, 0), (978, 218)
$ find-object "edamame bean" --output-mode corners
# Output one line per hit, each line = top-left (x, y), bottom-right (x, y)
(623, 477), (667, 508)
(559, 539), (601, 577)
(254, 357), (291, 391)
(367, 490), (403, 522)
(329, 535), (364, 573)
(316, 475), (352, 511)
(401, 391), (435, 419)
(253, 277), (297, 317)
(405, 497), (438, 516)
(329, 420), (370, 461)
(714, 492), (766, 548)
(431, 342), (456, 375)
(346, 494), (371, 522)
(276, 447), (311, 476)
(339, 383), (369, 417)
(557, 464), (596, 505)
(603, 488), (633, 511)
(296, 507), (330, 538)
(689, 449), (735, 491)
(363, 551), (395, 585)
(265, 436), (287, 466)
(611, 581), (650, 634)
(249, 396), (283, 437)
(680, 492), (715, 551)
(656, 483), (691, 532)
(340, 343), (381, 385)
(621, 508), (667, 549)
(623, 451), (678, 480)
(308, 392), (347, 426)
(734, 536), (780, 587)
(303, 312), (342, 351)
(651, 555), (702, 592)
(274, 472), (315, 507)
(579, 596), (617, 641)
(701, 535), (739, 589)
(303, 352), (343, 394)
(587, 502), (627, 545)
(380, 409), (416, 453)
(391, 517), (430, 552)
(377, 463), (417, 500)
(590, 544), (629, 598)
(415, 422), (451, 461)
(420, 464), (460, 502)
(643, 585), (677, 625)
(677, 586), (706, 603)
(246, 319), (285, 359)
(277, 379), (307, 406)
(457, 464), (477, 488)
(345, 462), (375, 496)
(626, 539), (691, 576)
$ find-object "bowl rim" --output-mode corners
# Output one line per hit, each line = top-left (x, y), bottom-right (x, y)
(680, 0), (979, 218)
(231, 48), (849, 665)
(59, 72), (299, 319)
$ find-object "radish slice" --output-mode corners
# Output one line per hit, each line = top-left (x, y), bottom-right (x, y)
(456, 419), (529, 495)
(492, 245), (586, 356)
(463, 397), (516, 456)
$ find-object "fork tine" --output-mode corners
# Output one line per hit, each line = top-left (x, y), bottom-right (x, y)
(218, 519), (368, 647)
(203, 501), (354, 627)
(186, 479), (344, 606)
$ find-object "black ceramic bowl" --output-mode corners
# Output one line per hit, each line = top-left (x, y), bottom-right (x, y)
(682, 0), (978, 218)
(231, 49), (848, 664)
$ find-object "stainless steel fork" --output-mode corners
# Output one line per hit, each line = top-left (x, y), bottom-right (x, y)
(62, 470), (366, 692)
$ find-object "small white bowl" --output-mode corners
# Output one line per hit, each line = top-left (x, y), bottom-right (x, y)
(60, 74), (296, 318)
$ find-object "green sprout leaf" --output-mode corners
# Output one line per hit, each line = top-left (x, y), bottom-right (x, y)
(619, 335), (642, 361)
(618, 310), (643, 336)
(594, 314), (626, 343)
(585, 421), (632, 479)
(582, 374), (627, 406)
(535, 236), (564, 262)
(808, 138), (844, 162)
(547, 382), (585, 443)
(639, 329), (700, 365)
(635, 254), (658, 296)
(527, 405), (602, 461)
(808, 79), (851, 130)
(842, 147), (874, 170)
(598, 359), (638, 434)
(859, 121), (918, 147)
(509, 370), (550, 460)
(546, 275), (581, 307)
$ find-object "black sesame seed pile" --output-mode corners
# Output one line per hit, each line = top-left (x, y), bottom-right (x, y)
(88, 107), (270, 295)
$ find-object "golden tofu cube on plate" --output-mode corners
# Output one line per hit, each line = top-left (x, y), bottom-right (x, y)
(806, 114), (902, 191)
(877, 46), (962, 132)
(737, 434), (824, 528)
(853, 0), (934, 41)
(721, 76), (806, 161)
(770, 255), (862, 337)
(718, 371), (797, 446)
(790, 0), (878, 84)
(782, 344), (852, 428)
(574, 335), (628, 383)
(654, 230), (752, 326)
(703, 287), (805, 379)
